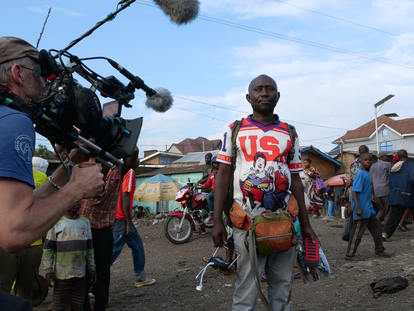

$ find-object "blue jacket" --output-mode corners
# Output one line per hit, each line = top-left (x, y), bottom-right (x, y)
(389, 161), (414, 208)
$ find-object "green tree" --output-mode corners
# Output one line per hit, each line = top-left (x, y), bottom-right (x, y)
(33, 144), (55, 160)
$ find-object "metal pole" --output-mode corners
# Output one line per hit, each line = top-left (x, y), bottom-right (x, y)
(375, 106), (380, 157)
(61, 0), (136, 53)
(373, 95), (395, 157)
(340, 140), (344, 174)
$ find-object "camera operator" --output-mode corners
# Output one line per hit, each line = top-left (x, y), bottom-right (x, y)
(0, 37), (104, 253)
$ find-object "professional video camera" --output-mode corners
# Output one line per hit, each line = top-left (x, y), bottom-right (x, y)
(0, 0), (200, 167)
(1, 49), (172, 166)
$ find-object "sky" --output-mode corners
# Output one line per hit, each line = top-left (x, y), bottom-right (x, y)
(3, 0), (414, 158)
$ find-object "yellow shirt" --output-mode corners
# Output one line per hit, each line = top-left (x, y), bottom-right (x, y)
(31, 170), (48, 246)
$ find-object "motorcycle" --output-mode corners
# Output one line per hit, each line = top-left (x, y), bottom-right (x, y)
(164, 181), (211, 244)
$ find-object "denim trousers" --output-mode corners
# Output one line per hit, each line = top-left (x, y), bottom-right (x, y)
(111, 219), (146, 281)
(207, 193), (214, 214)
(327, 200), (335, 216)
(232, 227), (295, 311)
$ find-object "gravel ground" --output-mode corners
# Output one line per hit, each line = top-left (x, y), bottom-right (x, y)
(34, 215), (414, 311)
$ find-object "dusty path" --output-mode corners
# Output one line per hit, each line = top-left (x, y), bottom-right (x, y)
(34, 216), (414, 311)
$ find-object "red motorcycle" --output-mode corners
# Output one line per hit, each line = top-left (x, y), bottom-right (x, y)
(164, 182), (211, 244)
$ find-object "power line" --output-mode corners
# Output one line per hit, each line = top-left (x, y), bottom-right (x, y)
(172, 96), (351, 131)
(302, 133), (346, 142)
(136, 0), (414, 69)
(138, 93), (349, 130)
(173, 95), (246, 114)
(374, 0), (414, 14)
(273, 0), (414, 42)
(173, 106), (229, 123)
(300, 140), (337, 147)
(197, 15), (414, 69)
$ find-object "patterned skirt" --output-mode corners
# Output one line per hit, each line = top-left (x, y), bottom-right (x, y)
(308, 182), (324, 211)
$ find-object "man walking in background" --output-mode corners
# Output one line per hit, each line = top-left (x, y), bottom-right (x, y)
(370, 152), (392, 225)
(382, 150), (414, 240)
(110, 167), (155, 288)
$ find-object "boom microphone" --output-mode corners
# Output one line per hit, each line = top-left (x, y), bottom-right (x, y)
(106, 58), (173, 112)
(145, 87), (173, 112)
(153, 0), (200, 25)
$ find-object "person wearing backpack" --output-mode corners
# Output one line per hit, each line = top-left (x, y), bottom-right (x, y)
(212, 75), (317, 311)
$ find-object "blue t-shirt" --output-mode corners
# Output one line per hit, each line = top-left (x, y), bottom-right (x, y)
(351, 169), (375, 220)
(0, 105), (35, 186)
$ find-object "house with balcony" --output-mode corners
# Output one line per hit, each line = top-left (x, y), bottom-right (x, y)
(329, 115), (414, 173)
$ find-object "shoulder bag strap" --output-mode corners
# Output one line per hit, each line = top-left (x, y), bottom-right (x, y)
(249, 233), (296, 311)
(224, 119), (243, 216)
(285, 123), (296, 165)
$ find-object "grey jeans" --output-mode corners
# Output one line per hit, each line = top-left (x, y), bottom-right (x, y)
(232, 227), (295, 311)
(376, 195), (391, 225)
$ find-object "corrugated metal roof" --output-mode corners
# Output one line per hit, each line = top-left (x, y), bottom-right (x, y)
(300, 145), (342, 166)
(169, 137), (221, 154)
(173, 151), (219, 164)
(138, 165), (205, 177)
(140, 151), (184, 163)
(327, 145), (341, 157)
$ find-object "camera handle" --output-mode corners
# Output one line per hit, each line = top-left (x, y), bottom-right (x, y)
(40, 111), (123, 168)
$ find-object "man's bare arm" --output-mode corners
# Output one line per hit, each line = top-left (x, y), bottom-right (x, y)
(122, 192), (134, 238)
(290, 172), (317, 243)
(212, 164), (231, 246)
(0, 164), (104, 253)
(352, 191), (363, 218)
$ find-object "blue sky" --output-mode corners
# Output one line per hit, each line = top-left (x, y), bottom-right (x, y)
(4, 0), (414, 157)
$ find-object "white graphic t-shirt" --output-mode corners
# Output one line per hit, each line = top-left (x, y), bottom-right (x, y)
(217, 115), (302, 216)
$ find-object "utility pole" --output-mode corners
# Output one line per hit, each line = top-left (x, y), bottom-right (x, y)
(374, 95), (394, 156)
(340, 140), (344, 174)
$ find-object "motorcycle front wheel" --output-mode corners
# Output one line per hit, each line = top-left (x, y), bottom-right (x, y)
(164, 216), (193, 244)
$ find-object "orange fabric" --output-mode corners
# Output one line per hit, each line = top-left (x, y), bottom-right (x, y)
(254, 214), (295, 254)
(230, 202), (250, 230)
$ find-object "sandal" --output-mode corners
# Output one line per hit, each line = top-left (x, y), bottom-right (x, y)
(345, 256), (360, 261)
(375, 252), (394, 258)
(397, 224), (407, 232)
(217, 268), (229, 275)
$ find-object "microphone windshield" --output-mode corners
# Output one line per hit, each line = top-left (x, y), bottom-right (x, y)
(145, 87), (173, 112)
(153, 0), (200, 25)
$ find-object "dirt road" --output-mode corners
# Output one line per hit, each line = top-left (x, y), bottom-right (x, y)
(34, 215), (414, 311)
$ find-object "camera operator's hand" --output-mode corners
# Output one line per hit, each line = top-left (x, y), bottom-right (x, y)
(69, 163), (104, 199)
(54, 131), (96, 164)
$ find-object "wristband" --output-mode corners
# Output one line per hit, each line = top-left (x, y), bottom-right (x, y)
(48, 176), (62, 190)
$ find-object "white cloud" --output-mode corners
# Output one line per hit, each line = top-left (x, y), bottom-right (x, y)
(28, 6), (83, 18)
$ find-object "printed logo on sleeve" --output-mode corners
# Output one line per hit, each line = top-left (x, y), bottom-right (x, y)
(15, 134), (34, 165)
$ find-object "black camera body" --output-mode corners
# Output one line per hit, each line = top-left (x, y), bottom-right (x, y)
(2, 49), (145, 165)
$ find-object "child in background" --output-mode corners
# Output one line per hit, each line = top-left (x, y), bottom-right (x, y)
(43, 201), (97, 311)
(345, 153), (393, 260)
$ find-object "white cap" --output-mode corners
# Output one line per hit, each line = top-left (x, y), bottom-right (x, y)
(32, 157), (49, 174)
